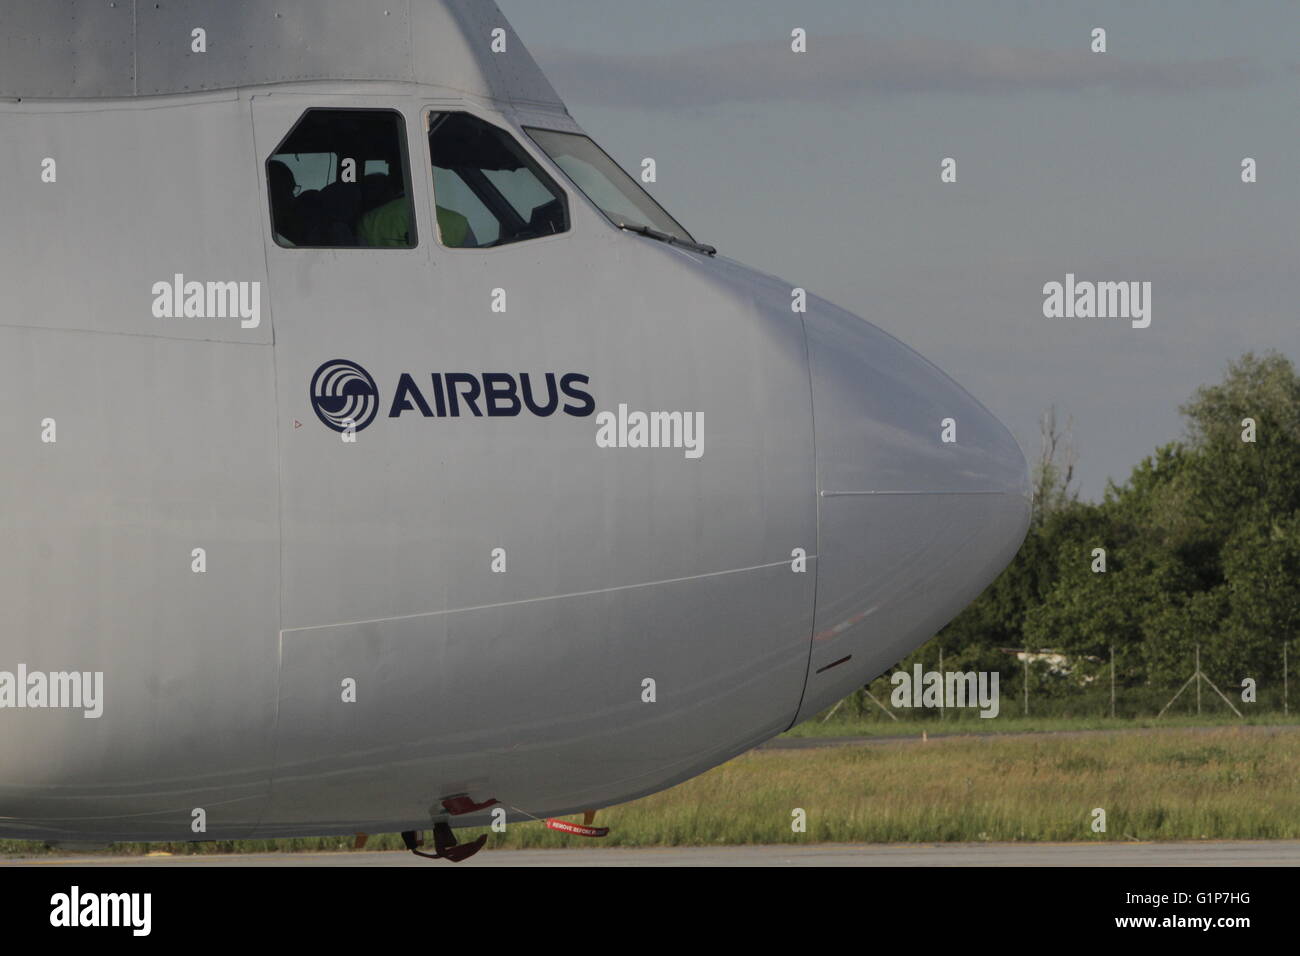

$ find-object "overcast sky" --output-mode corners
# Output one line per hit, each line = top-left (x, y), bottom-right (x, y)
(499, 0), (1298, 500)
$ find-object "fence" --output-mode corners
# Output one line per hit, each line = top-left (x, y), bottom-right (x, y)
(833, 641), (1296, 724)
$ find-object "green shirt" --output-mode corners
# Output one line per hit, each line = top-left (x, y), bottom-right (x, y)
(357, 197), (471, 248)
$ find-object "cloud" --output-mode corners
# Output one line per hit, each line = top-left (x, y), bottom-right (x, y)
(533, 35), (1266, 109)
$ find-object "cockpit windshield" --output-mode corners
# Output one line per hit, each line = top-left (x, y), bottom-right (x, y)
(525, 128), (696, 245)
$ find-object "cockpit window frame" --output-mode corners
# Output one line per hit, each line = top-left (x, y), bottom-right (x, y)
(422, 109), (573, 253)
(264, 106), (419, 252)
(522, 126), (697, 245)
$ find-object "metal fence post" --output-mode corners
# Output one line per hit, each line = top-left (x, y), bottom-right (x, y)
(1023, 648), (1029, 717)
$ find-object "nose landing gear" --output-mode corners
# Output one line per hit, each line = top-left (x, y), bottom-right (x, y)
(401, 823), (487, 863)
(401, 793), (500, 862)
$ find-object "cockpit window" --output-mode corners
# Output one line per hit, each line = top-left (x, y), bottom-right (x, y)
(427, 112), (569, 249)
(267, 109), (416, 249)
(524, 128), (694, 244)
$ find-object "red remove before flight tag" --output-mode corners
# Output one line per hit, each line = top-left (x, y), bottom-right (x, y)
(545, 817), (609, 838)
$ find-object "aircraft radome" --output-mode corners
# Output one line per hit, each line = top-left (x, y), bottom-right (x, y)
(0, 0), (1030, 861)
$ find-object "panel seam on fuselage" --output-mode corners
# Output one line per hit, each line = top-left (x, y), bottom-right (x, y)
(0, 321), (269, 345)
(247, 85), (284, 838)
(785, 293), (820, 731)
(279, 557), (813, 635)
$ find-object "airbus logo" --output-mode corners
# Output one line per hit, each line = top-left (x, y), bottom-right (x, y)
(309, 361), (595, 433)
(388, 371), (594, 419)
(310, 360), (381, 433)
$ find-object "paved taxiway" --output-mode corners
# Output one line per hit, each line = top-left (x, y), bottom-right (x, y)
(6, 841), (1298, 866)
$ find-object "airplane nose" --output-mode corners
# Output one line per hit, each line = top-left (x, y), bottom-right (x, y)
(793, 301), (1031, 722)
